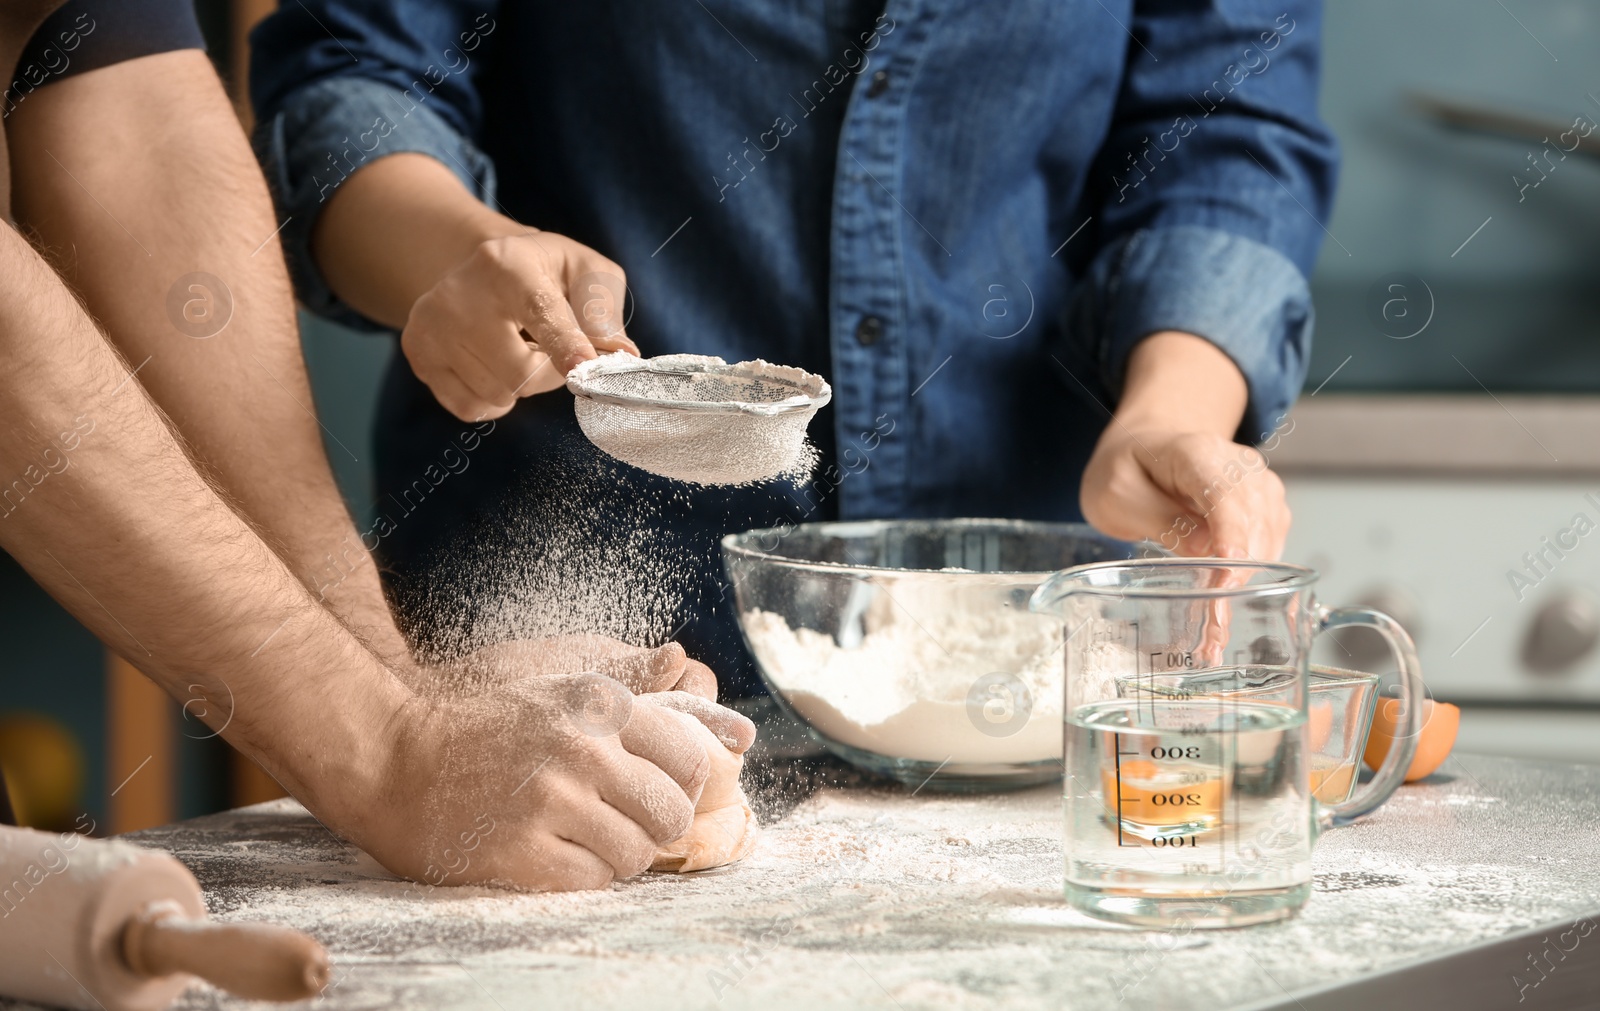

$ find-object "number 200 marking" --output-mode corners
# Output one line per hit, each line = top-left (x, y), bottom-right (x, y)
(1150, 793), (1203, 806)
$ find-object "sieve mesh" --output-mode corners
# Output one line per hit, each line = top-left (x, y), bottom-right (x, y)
(567, 353), (832, 486)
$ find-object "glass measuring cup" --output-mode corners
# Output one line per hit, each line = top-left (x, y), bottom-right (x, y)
(1029, 560), (1422, 928)
(1122, 666), (1382, 806)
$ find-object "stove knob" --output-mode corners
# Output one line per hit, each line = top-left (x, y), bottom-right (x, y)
(1357, 586), (1421, 639)
(1521, 589), (1600, 675)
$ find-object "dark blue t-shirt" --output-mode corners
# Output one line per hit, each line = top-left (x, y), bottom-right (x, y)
(7, 0), (203, 116)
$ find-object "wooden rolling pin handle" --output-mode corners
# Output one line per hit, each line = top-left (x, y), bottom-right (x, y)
(121, 901), (331, 1002)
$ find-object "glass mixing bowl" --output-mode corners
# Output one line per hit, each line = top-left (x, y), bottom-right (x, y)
(722, 519), (1167, 791)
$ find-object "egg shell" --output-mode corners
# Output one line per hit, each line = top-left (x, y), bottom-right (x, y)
(1362, 697), (1461, 782)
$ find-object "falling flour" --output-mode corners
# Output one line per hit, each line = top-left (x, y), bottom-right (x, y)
(391, 355), (830, 879)
(741, 607), (1068, 765)
(396, 423), (800, 876)
(403, 459), (701, 670)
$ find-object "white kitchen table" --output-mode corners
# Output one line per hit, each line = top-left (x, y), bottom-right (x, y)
(7, 747), (1597, 1011)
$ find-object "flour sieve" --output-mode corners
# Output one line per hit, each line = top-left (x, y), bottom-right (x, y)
(565, 353), (832, 485)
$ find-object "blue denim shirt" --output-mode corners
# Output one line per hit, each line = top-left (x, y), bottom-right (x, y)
(249, 1), (1336, 690)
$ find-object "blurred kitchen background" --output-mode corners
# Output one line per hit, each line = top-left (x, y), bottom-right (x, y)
(4, 0), (1600, 834)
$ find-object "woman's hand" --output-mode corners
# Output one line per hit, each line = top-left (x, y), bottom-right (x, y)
(1078, 331), (1291, 561)
(402, 231), (639, 421)
(310, 153), (639, 421)
(1081, 427), (1289, 560)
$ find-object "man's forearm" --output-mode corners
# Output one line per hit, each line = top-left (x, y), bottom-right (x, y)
(7, 50), (413, 668)
(312, 152), (526, 330)
(0, 222), (408, 833)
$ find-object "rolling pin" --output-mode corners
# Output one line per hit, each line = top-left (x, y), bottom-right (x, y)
(0, 824), (329, 1010)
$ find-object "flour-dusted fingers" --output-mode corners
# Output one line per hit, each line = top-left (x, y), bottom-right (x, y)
(369, 671), (691, 891)
(444, 636), (720, 696)
(649, 716), (759, 874)
(593, 750), (698, 846)
(515, 833), (618, 892)
(637, 692), (757, 755)
(673, 656), (719, 701)
(596, 642), (720, 699)
(617, 703), (711, 802)
(545, 783), (662, 878)
(594, 639), (688, 694)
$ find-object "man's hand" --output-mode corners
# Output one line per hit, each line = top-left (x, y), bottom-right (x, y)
(440, 636), (755, 753)
(1079, 331), (1291, 561)
(403, 231), (639, 421)
(371, 673), (717, 890)
(448, 635), (720, 699)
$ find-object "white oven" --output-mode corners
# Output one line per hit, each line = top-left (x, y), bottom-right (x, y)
(1275, 395), (1600, 764)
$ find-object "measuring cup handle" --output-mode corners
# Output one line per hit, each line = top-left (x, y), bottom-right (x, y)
(1312, 603), (1424, 828)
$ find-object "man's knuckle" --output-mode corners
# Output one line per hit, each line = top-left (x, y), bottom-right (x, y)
(685, 752), (711, 794)
(658, 793), (695, 841)
(619, 836), (656, 877)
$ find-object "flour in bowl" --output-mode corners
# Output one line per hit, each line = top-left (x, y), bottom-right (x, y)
(741, 606), (1067, 765)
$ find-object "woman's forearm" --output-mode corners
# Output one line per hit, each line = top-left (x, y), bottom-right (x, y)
(313, 152), (527, 329)
(1114, 331), (1250, 437)
(1080, 329), (1289, 561)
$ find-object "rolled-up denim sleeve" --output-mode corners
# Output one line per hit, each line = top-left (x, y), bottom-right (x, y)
(256, 76), (496, 330)
(249, 0), (499, 330)
(1071, 0), (1338, 444)
(1082, 226), (1312, 444)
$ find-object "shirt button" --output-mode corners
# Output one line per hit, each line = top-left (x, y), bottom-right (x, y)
(855, 315), (884, 347)
(866, 70), (890, 98)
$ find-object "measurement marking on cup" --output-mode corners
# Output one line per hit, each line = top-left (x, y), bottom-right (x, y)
(1116, 744), (1145, 847)
(1132, 620), (1150, 723)
(1116, 745), (1143, 848)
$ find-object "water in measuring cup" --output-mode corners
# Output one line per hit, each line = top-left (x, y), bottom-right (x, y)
(1065, 697), (1313, 925)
